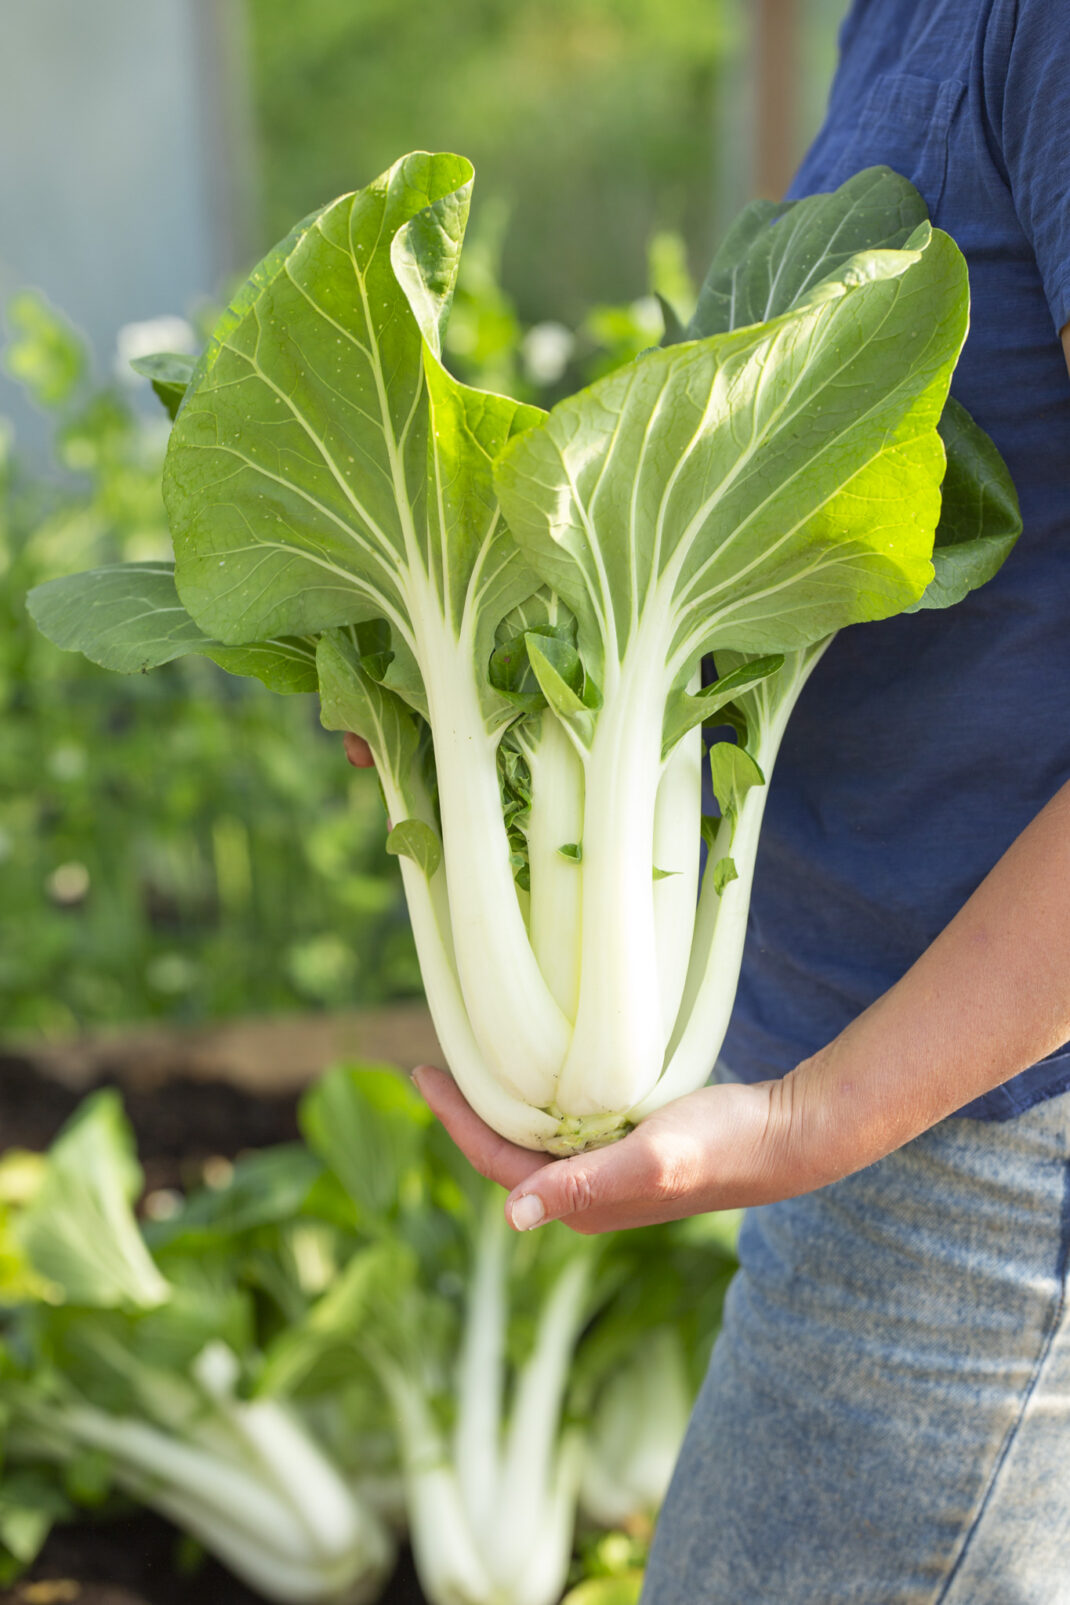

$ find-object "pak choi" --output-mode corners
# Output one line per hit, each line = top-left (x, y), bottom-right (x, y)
(0, 1093), (394, 1604)
(28, 156), (1021, 1154)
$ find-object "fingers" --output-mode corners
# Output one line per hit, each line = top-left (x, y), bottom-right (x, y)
(414, 1064), (703, 1233)
(343, 731), (375, 768)
(504, 1127), (673, 1235)
(412, 1064), (551, 1193)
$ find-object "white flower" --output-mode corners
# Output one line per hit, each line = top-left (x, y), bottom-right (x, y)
(522, 320), (574, 385)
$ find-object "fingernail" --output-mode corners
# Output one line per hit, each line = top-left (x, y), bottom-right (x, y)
(509, 1193), (546, 1232)
(410, 1066), (427, 1091)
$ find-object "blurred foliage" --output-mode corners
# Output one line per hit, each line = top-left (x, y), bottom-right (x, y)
(0, 294), (418, 1038)
(445, 202), (696, 407)
(247, 0), (733, 325)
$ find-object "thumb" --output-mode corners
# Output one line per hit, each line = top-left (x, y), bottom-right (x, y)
(505, 1135), (656, 1231)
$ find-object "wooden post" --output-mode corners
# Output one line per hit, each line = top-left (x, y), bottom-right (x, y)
(754, 0), (800, 200)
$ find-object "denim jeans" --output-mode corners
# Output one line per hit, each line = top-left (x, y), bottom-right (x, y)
(642, 1089), (1070, 1604)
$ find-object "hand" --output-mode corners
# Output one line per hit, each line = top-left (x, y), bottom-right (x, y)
(343, 732), (375, 768)
(411, 1063), (821, 1234)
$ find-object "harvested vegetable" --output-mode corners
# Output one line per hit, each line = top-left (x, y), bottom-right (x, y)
(28, 157), (1020, 1154)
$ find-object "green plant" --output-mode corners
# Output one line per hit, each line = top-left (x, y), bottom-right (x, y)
(28, 158), (1020, 1152)
(0, 1067), (737, 1603)
(0, 1093), (394, 1601)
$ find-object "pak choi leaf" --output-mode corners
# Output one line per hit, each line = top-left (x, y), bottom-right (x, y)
(26, 563), (318, 692)
(711, 858), (739, 897)
(130, 351), (196, 420)
(17, 1092), (169, 1311)
(387, 819), (444, 880)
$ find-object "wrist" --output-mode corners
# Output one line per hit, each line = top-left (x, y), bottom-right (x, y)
(780, 1032), (931, 1191)
(717, 1069), (850, 1205)
(751, 1061), (840, 1198)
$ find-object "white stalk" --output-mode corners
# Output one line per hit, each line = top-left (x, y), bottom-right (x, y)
(487, 1251), (593, 1590)
(579, 1328), (692, 1529)
(376, 1360), (493, 1605)
(453, 1197), (507, 1537)
(416, 598), (570, 1107)
(553, 641), (672, 1116)
(376, 761), (561, 1150)
(661, 776), (770, 1083)
(652, 675), (703, 1040)
(523, 714), (585, 1021)
(119, 1480), (385, 1605)
(635, 644), (828, 1117)
(192, 1344), (376, 1564)
(511, 1428), (586, 1605)
(57, 1405), (314, 1560)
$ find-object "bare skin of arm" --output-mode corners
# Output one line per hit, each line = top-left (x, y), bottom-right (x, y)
(348, 327), (1070, 1235)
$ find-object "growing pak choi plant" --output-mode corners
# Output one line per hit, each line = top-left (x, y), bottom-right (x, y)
(259, 1065), (609, 1605)
(568, 1209), (735, 1540)
(253, 1065), (737, 1605)
(28, 157), (1021, 1156)
(0, 1092), (394, 1603)
(0, 1066), (736, 1605)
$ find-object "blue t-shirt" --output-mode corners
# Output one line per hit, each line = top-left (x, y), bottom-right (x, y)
(723, 0), (1070, 1120)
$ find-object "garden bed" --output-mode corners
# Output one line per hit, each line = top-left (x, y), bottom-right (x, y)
(3, 1509), (426, 1605)
(0, 1044), (431, 1605)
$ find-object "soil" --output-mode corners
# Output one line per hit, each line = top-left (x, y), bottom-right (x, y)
(1, 1511), (426, 1605)
(0, 1052), (429, 1605)
(0, 1050), (302, 1194)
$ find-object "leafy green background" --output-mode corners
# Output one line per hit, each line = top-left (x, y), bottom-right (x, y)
(0, 298), (420, 1035)
(248, 0), (732, 326)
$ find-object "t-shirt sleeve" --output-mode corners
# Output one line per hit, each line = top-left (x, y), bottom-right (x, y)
(994, 1), (1070, 334)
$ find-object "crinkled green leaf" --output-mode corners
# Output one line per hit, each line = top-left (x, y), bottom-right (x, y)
(497, 220), (969, 680)
(687, 166), (928, 338)
(386, 818), (443, 879)
(27, 563), (318, 691)
(17, 1092), (169, 1310)
(911, 396), (1022, 611)
(130, 351), (196, 420)
(490, 596), (578, 713)
(299, 1064), (432, 1226)
(165, 152), (543, 729)
(684, 168), (1019, 616)
(708, 743), (764, 822)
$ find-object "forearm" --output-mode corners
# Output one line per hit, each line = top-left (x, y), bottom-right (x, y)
(788, 775), (1070, 1189)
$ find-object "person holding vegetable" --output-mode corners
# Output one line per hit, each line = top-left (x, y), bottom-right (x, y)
(350, 0), (1070, 1596)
